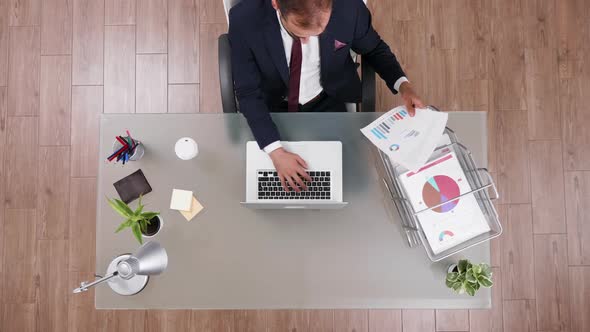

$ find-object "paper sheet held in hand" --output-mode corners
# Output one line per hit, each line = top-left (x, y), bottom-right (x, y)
(360, 106), (448, 170)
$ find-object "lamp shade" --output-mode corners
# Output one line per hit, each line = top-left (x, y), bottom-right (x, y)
(117, 241), (168, 279)
(134, 241), (168, 275)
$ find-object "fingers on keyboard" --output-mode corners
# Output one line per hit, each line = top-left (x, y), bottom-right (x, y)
(258, 170), (331, 200)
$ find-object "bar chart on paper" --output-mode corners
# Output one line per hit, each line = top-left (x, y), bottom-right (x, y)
(370, 109), (410, 139)
(360, 106), (448, 170)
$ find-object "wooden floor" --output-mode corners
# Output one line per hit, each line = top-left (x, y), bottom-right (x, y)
(0, 0), (589, 331)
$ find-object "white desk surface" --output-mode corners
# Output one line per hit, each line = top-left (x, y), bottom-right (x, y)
(95, 112), (491, 309)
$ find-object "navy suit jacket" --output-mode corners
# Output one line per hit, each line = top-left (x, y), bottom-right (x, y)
(228, 0), (406, 149)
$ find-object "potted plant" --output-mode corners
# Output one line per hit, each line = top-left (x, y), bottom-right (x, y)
(107, 195), (162, 244)
(446, 259), (493, 296)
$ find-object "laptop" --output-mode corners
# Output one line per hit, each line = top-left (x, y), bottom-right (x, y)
(241, 141), (348, 209)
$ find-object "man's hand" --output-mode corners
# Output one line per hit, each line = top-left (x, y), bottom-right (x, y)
(399, 81), (425, 116)
(269, 148), (312, 192)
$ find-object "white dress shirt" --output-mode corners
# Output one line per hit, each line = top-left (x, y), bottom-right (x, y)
(263, 11), (409, 154)
(278, 12), (323, 105)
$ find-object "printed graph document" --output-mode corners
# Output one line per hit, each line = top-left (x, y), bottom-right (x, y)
(360, 106), (448, 170)
(391, 133), (452, 175)
(398, 151), (490, 254)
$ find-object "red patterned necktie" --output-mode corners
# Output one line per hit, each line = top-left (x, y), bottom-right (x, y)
(288, 37), (302, 112)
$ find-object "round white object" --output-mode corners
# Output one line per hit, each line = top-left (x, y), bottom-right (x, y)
(175, 137), (199, 160)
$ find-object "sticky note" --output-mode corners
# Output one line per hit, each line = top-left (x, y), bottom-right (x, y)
(170, 189), (193, 211)
(180, 196), (204, 221)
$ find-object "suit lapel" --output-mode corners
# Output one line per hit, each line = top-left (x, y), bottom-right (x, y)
(264, 5), (289, 86)
(319, 31), (334, 83)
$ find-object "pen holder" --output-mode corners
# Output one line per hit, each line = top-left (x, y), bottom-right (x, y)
(112, 137), (145, 162)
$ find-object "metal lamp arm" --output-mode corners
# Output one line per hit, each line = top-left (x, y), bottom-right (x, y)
(72, 271), (118, 293)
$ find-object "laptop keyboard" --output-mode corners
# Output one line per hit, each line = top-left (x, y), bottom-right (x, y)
(257, 170), (331, 200)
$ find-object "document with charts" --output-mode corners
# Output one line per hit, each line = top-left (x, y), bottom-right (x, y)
(391, 133), (452, 175)
(398, 151), (490, 254)
(360, 106), (448, 170)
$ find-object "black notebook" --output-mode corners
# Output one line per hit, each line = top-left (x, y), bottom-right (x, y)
(113, 169), (153, 203)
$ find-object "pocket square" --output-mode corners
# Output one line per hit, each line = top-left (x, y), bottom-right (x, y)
(334, 40), (347, 51)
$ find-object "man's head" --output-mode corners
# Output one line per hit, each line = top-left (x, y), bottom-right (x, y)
(272, 0), (332, 41)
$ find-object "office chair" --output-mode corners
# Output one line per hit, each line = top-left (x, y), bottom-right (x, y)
(218, 0), (376, 114)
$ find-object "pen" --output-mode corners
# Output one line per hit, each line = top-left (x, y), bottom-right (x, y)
(125, 136), (133, 149)
(126, 130), (135, 149)
(116, 136), (130, 150)
(108, 145), (127, 162)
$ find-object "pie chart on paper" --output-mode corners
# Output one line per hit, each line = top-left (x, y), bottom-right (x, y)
(422, 175), (460, 213)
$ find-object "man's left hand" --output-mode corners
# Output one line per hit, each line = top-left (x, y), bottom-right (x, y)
(399, 81), (425, 116)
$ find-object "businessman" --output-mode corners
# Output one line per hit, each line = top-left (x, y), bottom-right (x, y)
(229, 0), (424, 191)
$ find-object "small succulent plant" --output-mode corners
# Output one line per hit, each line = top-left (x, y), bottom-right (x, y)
(446, 259), (493, 296)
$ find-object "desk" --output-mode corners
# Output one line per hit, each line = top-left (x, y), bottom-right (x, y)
(96, 112), (490, 309)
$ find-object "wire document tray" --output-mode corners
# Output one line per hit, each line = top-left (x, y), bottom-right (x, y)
(378, 108), (502, 262)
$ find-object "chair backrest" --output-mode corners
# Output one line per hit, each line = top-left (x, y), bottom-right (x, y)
(223, 0), (241, 23)
(223, 0), (368, 23)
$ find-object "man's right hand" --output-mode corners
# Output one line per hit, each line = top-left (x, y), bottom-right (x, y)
(399, 81), (425, 116)
(269, 148), (312, 192)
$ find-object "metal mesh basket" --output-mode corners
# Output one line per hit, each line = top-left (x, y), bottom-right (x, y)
(378, 107), (502, 261)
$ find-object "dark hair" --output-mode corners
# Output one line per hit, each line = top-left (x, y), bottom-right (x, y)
(277, 0), (332, 28)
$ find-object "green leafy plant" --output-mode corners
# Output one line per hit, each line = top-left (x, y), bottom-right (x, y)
(107, 195), (160, 244)
(446, 259), (493, 296)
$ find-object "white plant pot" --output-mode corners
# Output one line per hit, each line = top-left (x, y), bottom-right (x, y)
(447, 263), (458, 274)
(141, 215), (163, 238)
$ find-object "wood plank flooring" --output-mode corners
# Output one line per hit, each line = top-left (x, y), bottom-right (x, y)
(1, 0), (589, 331)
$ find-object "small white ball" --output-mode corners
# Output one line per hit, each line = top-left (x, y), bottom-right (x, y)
(175, 137), (199, 160)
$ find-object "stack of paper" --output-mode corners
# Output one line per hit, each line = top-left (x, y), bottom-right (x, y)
(170, 189), (204, 221)
(398, 151), (490, 254)
(170, 189), (193, 210)
(360, 106), (448, 170)
(392, 133), (452, 175)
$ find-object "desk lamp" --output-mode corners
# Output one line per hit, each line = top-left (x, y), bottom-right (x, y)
(73, 241), (168, 295)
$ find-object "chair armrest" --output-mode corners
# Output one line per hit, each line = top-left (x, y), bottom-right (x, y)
(218, 33), (238, 113)
(361, 57), (376, 112)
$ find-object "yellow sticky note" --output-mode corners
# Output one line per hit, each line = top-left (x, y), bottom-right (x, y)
(180, 196), (204, 221)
